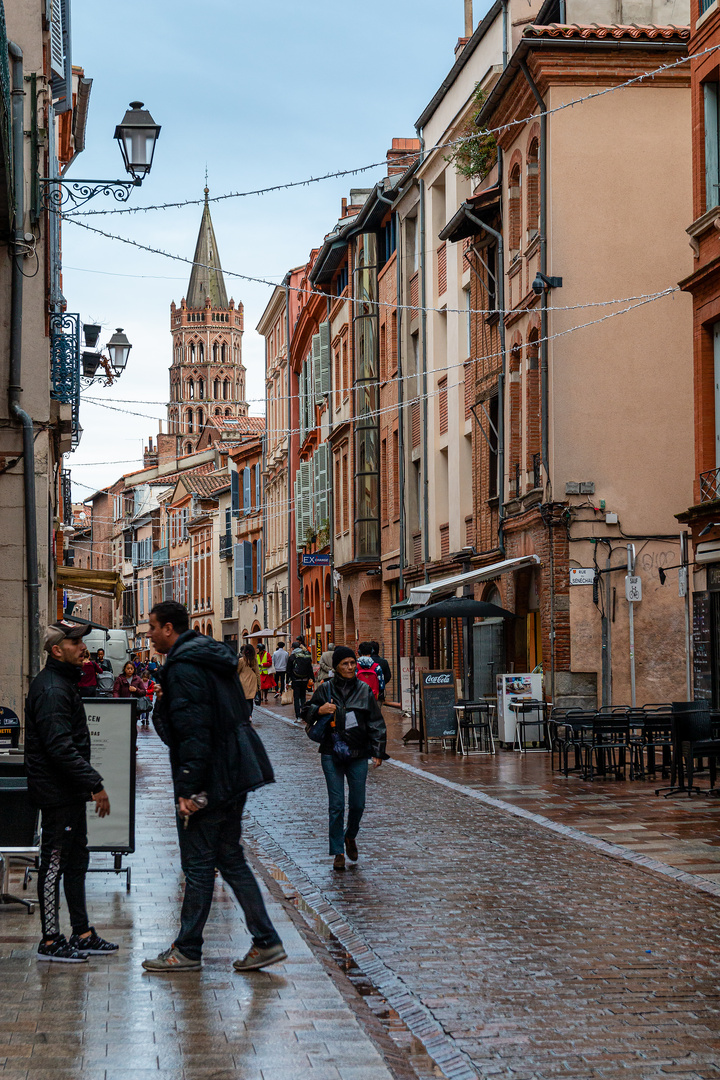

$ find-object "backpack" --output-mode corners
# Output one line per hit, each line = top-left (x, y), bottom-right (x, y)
(356, 661), (381, 699)
(292, 651), (314, 682)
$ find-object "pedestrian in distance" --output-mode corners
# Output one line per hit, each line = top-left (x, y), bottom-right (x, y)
(78, 648), (102, 698)
(286, 639), (314, 722)
(95, 648), (114, 697)
(370, 640), (391, 703)
(317, 643), (335, 683)
(271, 640), (288, 697)
(357, 642), (385, 700)
(24, 620), (117, 963)
(256, 641), (274, 704)
(142, 601), (285, 973)
(303, 645), (387, 872)
(113, 660), (144, 701)
(238, 643), (261, 717)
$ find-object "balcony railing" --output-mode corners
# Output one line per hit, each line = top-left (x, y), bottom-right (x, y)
(532, 453), (542, 491)
(219, 533), (233, 559)
(224, 596), (233, 618)
(50, 312), (81, 448)
(514, 462), (522, 498)
(700, 467), (720, 502)
(153, 545), (169, 567)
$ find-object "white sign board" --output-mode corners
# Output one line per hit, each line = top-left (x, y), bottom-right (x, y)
(678, 566), (688, 597)
(570, 568), (596, 585)
(400, 656), (429, 713)
(84, 698), (136, 852)
(625, 575), (642, 603)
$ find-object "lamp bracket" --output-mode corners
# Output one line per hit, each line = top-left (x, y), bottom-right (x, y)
(39, 177), (141, 212)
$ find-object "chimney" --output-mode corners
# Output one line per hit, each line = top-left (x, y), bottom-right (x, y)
(455, 36), (470, 57)
(464, 0), (473, 35)
(156, 433), (179, 469)
(387, 138), (422, 177)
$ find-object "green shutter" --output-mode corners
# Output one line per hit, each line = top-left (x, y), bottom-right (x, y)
(705, 82), (720, 211)
(319, 321), (331, 397)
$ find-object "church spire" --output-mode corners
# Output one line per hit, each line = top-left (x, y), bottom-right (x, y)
(186, 188), (228, 309)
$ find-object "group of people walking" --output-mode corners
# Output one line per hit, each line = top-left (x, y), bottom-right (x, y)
(22, 608), (390, 970)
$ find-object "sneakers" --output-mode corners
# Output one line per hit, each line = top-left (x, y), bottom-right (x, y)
(37, 935), (89, 964)
(141, 945), (201, 972)
(233, 943), (287, 971)
(344, 835), (358, 862)
(333, 853), (346, 871)
(69, 926), (119, 955)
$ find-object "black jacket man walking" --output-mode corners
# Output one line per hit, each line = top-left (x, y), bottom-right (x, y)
(142, 601), (285, 973)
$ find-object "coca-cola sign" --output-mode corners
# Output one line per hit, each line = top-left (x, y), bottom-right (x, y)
(424, 673), (452, 685)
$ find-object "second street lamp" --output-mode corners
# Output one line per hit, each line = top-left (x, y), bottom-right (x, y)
(106, 328), (132, 375)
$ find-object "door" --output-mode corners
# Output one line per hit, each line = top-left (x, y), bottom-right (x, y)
(473, 619), (505, 698)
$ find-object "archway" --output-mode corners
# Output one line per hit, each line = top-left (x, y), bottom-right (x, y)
(334, 593), (343, 644)
(358, 590), (381, 646)
(313, 579), (322, 653)
(345, 595), (356, 645)
(206, 622), (213, 639)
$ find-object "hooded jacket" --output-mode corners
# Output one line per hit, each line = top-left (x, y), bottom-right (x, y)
(153, 630), (274, 809)
(317, 650), (334, 682)
(302, 674), (388, 759)
(24, 657), (104, 809)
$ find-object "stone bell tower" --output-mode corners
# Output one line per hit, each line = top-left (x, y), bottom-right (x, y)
(168, 189), (246, 455)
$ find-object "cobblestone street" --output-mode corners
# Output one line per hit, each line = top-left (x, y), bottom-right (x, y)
(3, 712), (720, 1080)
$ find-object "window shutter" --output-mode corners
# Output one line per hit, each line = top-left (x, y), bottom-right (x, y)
(314, 444), (328, 526)
(243, 540), (253, 595)
(706, 82), (720, 211)
(300, 459), (313, 538)
(233, 543), (243, 595)
(231, 470), (240, 517)
(256, 539), (263, 595)
(255, 463), (261, 509)
(131, 541), (138, 567)
(438, 377), (448, 435)
(50, 0), (72, 114)
(312, 333), (322, 401)
(319, 322), (331, 397)
(294, 472), (304, 550)
(243, 466), (251, 514)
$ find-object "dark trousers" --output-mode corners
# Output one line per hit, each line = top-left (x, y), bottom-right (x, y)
(174, 797), (281, 961)
(37, 802), (90, 940)
(275, 671), (286, 694)
(245, 695), (255, 717)
(292, 681), (307, 719)
(320, 755), (369, 855)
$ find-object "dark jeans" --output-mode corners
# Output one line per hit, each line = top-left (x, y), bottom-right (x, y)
(174, 797), (281, 961)
(320, 755), (369, 856)
(292, 681), (307, 719)
(275, 671), (286, 694)
(37, 802), (90, 940)
(246, 695), (255, 717)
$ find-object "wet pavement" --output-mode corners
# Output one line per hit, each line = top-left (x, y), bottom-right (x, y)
(247, 705), (720, 1080)
(0, 726), (405, 1080)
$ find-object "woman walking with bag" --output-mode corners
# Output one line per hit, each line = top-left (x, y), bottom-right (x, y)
(302, 646), (387, 871)
(238, 644), (261, 718)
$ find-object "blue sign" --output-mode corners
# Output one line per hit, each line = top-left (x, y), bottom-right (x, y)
(302, 554), (331, 566)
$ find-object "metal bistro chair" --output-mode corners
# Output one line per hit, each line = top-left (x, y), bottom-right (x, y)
(634, 705), (673, 780)
(512, 699), (550, 753)
(454, 701), (495, 755)
(583, 712), (631, 781)
(661, 701), (720, 797)
(0, 776), (39, 913)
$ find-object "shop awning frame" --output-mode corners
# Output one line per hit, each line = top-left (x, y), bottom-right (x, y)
(407, 555), (540, 606)
(56, 566), (125, 605)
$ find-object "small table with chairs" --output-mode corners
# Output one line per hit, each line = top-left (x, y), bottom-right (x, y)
(454, 701), (496, 755)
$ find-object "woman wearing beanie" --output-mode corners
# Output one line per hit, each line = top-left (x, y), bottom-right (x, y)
(302, 645), (388, 871)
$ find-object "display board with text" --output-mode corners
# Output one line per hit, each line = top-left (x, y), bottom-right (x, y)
(84, 698), (136, 852)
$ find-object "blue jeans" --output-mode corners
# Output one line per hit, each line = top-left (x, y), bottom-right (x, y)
(321, 755), (369, 855)
(174, 797), (281, 960)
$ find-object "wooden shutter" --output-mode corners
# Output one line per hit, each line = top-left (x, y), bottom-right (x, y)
(440, 523), (450, 559)
(243, 541), (253, 595)
(231, 470), (240, 516)
(50, 0), (72, 113)
(411, 400), (421, 448)
(410, 272), (419, 311)
(300, 459), (313, 539)
(312, 333), (322, 401)
(706, 83), (720, 210)
(255, 463), (261, 509)
(243, 466), (251, 514)
(294, 472), (304, 550)
(131, 541), (138, 567)
(437, 242), (447, 295)
(233, 543), (243, 595)
(256, 539), (263, 595)
(438, 377), (448, 435)
(314, 444), (328, 527)
(319, 321), (331, 396)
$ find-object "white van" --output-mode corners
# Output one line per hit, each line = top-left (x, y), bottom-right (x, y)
(84, 629), (130, 678)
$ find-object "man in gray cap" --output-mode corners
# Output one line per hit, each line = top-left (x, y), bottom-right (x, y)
(24, 621), (117, 963)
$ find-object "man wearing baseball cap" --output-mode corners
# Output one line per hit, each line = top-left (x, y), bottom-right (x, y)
(24, 620), (118, 963)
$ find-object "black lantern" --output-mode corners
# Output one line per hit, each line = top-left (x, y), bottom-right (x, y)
(114, 102), (161, 181)
(81, 350), (101, 378)
(106, 328), (132, 374)
(83, 323), (102, 349)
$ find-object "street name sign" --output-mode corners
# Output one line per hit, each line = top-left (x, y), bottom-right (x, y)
(570, 568), (596, 585)
(302, 554), (331, 566)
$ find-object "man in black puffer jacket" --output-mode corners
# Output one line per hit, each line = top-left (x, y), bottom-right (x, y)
(142, 601), (285, 973)
(25, 621), (116, 964)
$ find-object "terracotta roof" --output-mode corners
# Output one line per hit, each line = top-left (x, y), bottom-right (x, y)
(147, 462), (216, 487)
(207, 415), (265, 433)
(188, 472), (230, 499)
(523, 24), (689, 41)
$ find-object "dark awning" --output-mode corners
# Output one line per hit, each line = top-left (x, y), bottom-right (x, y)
(394, 596), (515, 621)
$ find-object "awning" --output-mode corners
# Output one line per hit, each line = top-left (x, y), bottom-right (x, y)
(439, 192), (501, 244)
(408, 555), (540, 606)
(274, 606), (311, 630)
(56, 566), (125, 605)
(396, 596), (516, 621)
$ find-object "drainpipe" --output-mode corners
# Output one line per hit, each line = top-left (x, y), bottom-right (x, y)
(519, 58), (549, 479)
(415, 126), (430, 582)
(462, 206), (506, 556)
(502, 0), (509, 68)
(283, 273), (292, 625)
(8, 42), (40, 681)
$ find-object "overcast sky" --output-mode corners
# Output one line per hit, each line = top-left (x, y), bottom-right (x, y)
(65, 0), (473, 501)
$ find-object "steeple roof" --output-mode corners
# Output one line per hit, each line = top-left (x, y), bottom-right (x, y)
(186, 189), (228, 309)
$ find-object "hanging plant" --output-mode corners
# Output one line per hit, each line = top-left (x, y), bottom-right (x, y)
(446, 85), (497, 182)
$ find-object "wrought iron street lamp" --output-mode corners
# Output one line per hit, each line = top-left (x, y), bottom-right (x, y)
(106, 328), (132, 374)
(80, 325), (132, 386)
(40, 102), (160, 211)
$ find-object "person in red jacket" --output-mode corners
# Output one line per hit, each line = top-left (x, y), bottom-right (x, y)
(78, 649), (102, 698)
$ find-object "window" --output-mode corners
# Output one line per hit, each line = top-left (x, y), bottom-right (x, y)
(392, 428), (400, 521)
(526, 139), (539, 240)
(508, 162), (522, 255)
(438, 377), (448, 435)
(381, 438), (388, 526)
(488, 394), (499, 500)
(187, 378), (194, 400)
(334, 451), (342, 537)
(341, 450), (349, 533)
(705, 82), (720, 210)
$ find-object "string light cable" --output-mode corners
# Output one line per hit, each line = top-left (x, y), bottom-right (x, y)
(64, 37), (706, 219)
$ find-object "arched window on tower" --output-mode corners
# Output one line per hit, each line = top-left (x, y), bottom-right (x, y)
(213, 342), (218, 363)
(197, 378), (204, 400)
(197, 408), (204, 430)
(215, 406), (222, 416)
(223, 379), (230, 401)
(186, 409), (194, 435)
(187, 378), (194, 400)
(198, 343), (204, 362)
(189, 343), (195, 363)
(184, 441), (193, 455)
(225, 407), (231, 417)
(213, 378), (220, 399)
(221, 344), (226, 363)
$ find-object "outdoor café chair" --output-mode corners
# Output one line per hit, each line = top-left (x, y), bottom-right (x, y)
(512, 699), (550, 753)
(583, 714), (631, 781)
(0, 775), (39, 913)
(665, 701), (720, 797)
(454, 701), (495, 755)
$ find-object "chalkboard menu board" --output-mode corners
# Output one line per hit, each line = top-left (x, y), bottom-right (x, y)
(693, 591), (713, 703)
(420, 670), (457, 742)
